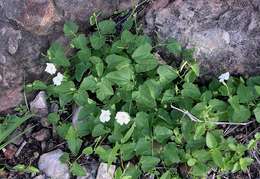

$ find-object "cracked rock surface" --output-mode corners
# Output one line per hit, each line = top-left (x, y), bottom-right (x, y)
(0, 0), (132, 112)
(145, 0), (260, 77)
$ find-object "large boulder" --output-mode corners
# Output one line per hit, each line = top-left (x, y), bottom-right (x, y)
(0, 21), (47, 112)
(145, 0), (260, 77)
(0, 0), (132, 112)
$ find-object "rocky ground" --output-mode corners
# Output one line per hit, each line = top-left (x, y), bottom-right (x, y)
(0, 0), (260, 178)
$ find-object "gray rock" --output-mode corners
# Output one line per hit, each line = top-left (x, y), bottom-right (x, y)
(33, 175), (46, 179)
(96, 163), (116, 179)
(145, 0), (260, 76)
(54, 0), (132, 23)
(0, 22), (48, 113)
(30, 91), (48, 117)
(38, 149), (70, 179)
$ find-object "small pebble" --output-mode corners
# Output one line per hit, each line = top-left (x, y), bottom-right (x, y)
(32, 129), (50, 142)
(3, 144), (17, 159)
(30, 91), (48, 117)
(96, 163), (116, 179)
(40, 117), (50, 127)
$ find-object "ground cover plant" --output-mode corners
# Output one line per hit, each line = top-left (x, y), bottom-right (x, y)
(10, 13), (260, 178)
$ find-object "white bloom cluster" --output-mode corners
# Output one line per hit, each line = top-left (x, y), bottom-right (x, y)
(218, 72), (230, 83)
(99, 110), (111, 123)
(115, 111), (131, 125)
(53, 72), (64, 86)
(45, 63), (57, 75)
(99, 110), (131, 125)
(45, 63), (64, 86)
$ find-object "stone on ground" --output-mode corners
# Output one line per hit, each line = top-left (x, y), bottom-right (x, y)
(96, 163), (116, 179)
(38, 149), (70, 179)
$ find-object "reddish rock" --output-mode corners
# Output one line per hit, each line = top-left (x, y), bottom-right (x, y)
(3, 144), (17, 160)
(3, 0), (61, 35)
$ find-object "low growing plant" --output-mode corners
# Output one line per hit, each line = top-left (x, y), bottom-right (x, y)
(26, 15), (260, 178)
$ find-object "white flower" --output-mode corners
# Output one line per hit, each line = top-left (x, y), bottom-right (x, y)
(53, 72), (64, 86)
(45, 63), (57, 75)
(218, 72), (230, 83)
(99, 110), (111, 123)
(115, 111), (131, 125)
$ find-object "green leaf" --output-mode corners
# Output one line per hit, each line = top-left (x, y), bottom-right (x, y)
(30, 80), (47, 90)
(96, 79), (114, 101)
(135, 138), (152, 155)
(206, 132), (218, 149)
(191, 163), (208, 177)
(132, 43), (152, 59)
(63, 21), (78, 37)
(166, 39), (182, 56)
(211, 149), (223, 167)
(105, 54), (131, 70)
(232, 105), (251, 122)
(121, 122), (136, 143)
(0, 115), (32, 145)
(160, 171), (172, 179)
(48, 113), (60, 125)
(96, 62), (104, 77)
(71, 34), (88, 49)
(121, 30), (135, 43)
(161, 89), (175, 104)
(65, 126), (82, 155)
(192, 150), (210, 163)
(57, 123), (70, 139)
(98, 20), (116, 35)
(154, 126), (173, 143)
(80, 75), (97, 92)
(47, 43), (70, 67)
(108, 142), (120, 165)
(75, 62), (90, 82)
(187, 158), (196, 166)
(59, 152), (70, 163)
(90, 33), (105, 50)
(237, 84), (254, 103)
(254, 85), (260, 96)
(157, 65), (178, 84)
(77, 48), (91, 60)
(70, 162), (86, 176)
(95, 146), (110, 162)
(73, 90), (88, 106)
(181, 83), (201, 100)
(106, 68), (133, 86)
(82, 147), (93, 155)
(194, 124), (206, 140)
(134, 79), (161, 109)
(25, 166), (40, 174)
(140, 156), (160, 172)
(120, 143), (136, 161)
(162, 143), (180, 165)
(13, 164), (26, 172)
(239, 157), (253, 172)
(190, 63), (200, 76)
(132, 43), (158, 72)
(122, 17), (134, 30)
(253, 106), (260, 123)
(92, 124), (109, 137)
